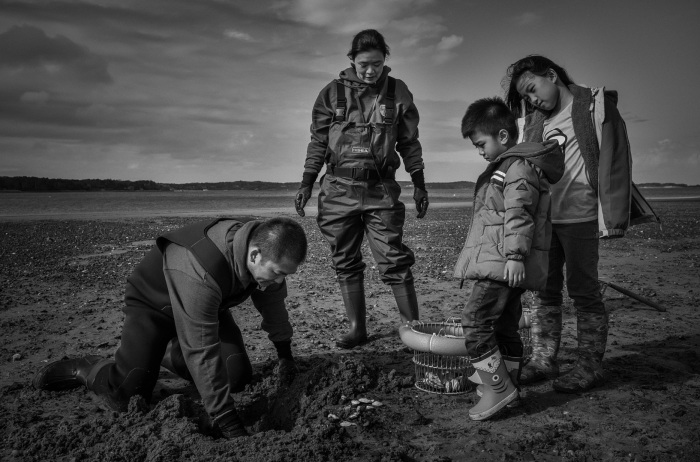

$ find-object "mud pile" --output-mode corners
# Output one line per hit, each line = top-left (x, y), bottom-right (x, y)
(3, 355), (419, 462)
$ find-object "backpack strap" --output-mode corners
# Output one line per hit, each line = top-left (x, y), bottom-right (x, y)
(334, 81), (346, 122)
(383, 76), (396, 124)
(156, 217), (257, 296)
(332, 77), (396, 123)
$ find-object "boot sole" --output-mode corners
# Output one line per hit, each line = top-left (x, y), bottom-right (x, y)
(553, 377), (605, 394)
(475, 388), (522, 408)
(519, 368), (559, 385)
(335, 336), (369, 349)
(469, 388), (519, 421)
(32, 356), (103, 391)
(33, 363), (84, 391)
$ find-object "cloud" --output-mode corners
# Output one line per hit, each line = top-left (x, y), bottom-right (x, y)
(436, 35), (463, 52)
(280, 0), (436, 34)
(635, 138), (699, 169)
(433, 34), (463, 64)
(0, 24), (112, 84)
(19, 91), (50, 104)
(620, 110), (648, 124)
(512, 12), (541, 26)
(224, 29), (255, 42)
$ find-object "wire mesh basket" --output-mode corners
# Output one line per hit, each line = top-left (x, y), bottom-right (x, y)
(413, 351), (473, 394)
(407, 318), (474, 395)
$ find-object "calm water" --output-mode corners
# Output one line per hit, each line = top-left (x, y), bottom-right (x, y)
(0, 190), (302, 221)
(1, 187), (697, 221)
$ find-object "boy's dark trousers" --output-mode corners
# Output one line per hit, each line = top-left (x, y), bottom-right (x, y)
(461, 279), (525, 358)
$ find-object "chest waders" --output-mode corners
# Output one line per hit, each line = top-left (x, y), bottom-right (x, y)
(317, 78), (420, 349)
(32, 218), (256, 411)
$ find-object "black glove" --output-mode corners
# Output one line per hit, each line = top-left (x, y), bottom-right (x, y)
(214, 408), (249, 439)
(274, 340), (297, 386)
(411, 170), (429, 219)
(413, 187), (429, 219)
(294, 172), (317, 217)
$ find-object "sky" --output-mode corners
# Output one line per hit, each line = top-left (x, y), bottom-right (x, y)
(1, 0), (698, 185)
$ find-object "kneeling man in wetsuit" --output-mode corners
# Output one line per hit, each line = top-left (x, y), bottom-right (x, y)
(33, 217), (307, 439)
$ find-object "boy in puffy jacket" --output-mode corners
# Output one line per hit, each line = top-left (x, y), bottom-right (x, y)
(453, 97), (563, 421)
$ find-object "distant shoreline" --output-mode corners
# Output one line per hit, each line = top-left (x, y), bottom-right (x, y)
(1, 185), (697, 193)
(1, 175), (696, 193)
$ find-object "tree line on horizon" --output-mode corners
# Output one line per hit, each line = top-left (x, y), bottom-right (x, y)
(0, 176), (690, 192)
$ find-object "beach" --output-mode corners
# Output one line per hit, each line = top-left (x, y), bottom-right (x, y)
(1, 194), (699, 461)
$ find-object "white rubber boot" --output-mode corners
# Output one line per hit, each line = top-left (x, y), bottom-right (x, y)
(469, 347), (518, 421)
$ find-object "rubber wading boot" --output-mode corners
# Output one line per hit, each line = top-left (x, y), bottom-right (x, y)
(520, 305), (562, 384)
(336, 279), (368, 349)
(474, 355), (523, 408)
(553, 310), (608, 393)
(468, 347), (518, 421)
(391, 282), (420, 324)
(161, 337), (193, 382)
(86, 359), (149, 413)
(32, 355), (105, 391)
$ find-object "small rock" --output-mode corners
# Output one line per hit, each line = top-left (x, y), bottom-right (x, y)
(359, 398), (372, 403)
(327, 413), (339, 420)
(11, 353), (21, 362)
(372, 400), (383, 407)
(340, 421), (356, 427)
(351, 399), (360, 406)
(348, 412), (360, 419)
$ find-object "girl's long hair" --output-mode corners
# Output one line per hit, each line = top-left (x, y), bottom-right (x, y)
(502, 55), (575, 117)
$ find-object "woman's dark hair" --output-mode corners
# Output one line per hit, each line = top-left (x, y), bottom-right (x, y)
(347, 29), (390, 60)
(250, 217), (307, 264)
(502, 55), (575, 117)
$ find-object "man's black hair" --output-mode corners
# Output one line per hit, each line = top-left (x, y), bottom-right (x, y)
(250, 217), (307, 264)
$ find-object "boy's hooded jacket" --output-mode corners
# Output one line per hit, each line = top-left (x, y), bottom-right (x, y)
(518, 84), (659, 237)
(303, 66), (424, 176)
(453, 140), (564, 290)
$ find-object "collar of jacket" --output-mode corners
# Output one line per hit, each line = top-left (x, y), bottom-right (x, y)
(338, 66), (391, 90)
(522, 84), (600, 191)
(232, 220), (259, 289)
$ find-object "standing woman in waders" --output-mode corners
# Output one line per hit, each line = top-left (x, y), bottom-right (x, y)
(295, 29), (429, 349)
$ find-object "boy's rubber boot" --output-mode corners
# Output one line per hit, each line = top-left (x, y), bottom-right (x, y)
(475, 355), (523, 408)
(469, 347), (519, 421)
(32, 355), (105, 391)
(161, 337), (194, 381)
(391, 282), (420, 324)
(553, 311), (608, 393)
(520, 304), (562, 384)
(335, 279), (368, 349)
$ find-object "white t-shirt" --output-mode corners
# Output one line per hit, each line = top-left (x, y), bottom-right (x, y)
(543, 101), (597, 223)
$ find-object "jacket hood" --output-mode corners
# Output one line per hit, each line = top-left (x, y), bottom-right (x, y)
(338, 66), (391, 89)
(498, 140), (564, 184)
